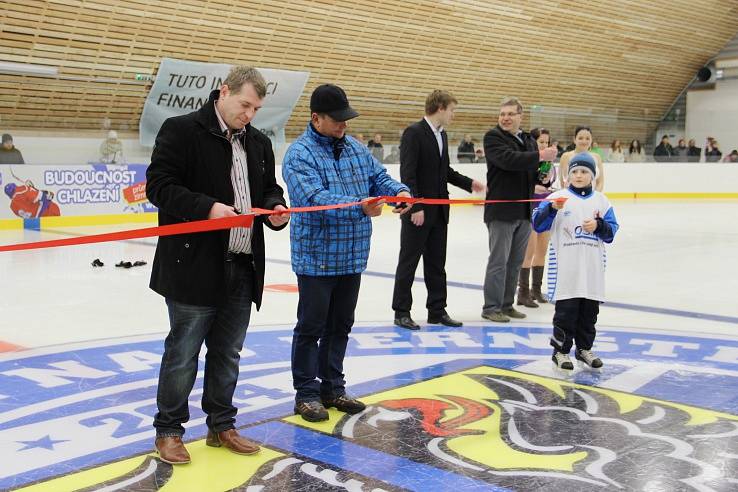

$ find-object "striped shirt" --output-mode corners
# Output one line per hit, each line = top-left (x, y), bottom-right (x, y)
(214, 102), (252, 254)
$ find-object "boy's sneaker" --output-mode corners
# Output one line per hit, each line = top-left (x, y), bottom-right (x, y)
(294, 400), (329, 422)
(576, 349), (603, 368)
(552, 350), (574, 370)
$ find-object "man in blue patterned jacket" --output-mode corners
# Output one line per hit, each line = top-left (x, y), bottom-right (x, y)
(283, 84), (412, 422)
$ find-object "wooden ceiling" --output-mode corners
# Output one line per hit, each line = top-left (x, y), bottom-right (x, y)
(1, 0), (737, 145)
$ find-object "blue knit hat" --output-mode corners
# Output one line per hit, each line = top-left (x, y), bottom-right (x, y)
(568, 152), (596, 177)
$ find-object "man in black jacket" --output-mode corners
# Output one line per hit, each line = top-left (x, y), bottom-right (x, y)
(0, 134), (25, 164)
(481, 97), (557, 323)
(392, 90), (485, 330)
(146, 66), (288, 464)
(653, 135), (675, 162)
(457, 134), (475, 163)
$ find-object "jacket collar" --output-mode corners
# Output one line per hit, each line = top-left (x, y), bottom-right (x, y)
(495, 124), (531, 151)
(420, 118), (446, 151)
(307, 122), (347, 160)
(569, 183), (593, 197)
(306, 122), (335, 146)
(496, 124), (524, 140)
(422, 116), (444, 134)
(195, 89), (253, 139)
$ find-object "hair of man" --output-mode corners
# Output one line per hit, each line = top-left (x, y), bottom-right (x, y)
(425, 90), (458, 115)
(499, 96), (523, 114)
(223, 66), (267, 98)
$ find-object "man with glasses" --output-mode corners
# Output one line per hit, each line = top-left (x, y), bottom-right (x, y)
(481, 97), (558, 323)
(282, 84), (412, 422)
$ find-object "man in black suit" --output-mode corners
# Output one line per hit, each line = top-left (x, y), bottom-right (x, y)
(481, 97), (558, 323)
(392, 90), (485, 330)
(146, 66), (289, 464)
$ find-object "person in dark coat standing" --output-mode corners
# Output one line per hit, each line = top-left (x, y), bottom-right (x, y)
(481, 97), (558, 323)
(392, 90), (485, 330)
(653, 135), (675, 162)
(145, 66), (289, 465)
(457, 134), (475, 162)
(0, 134), (25, 164)
(687, 139), (701, 162)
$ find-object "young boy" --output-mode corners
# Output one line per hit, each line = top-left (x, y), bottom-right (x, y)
(532, 152), (619, 369)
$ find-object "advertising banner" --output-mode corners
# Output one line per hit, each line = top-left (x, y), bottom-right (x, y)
(0, 164), (155, 219)
(139, 58), (309, 147)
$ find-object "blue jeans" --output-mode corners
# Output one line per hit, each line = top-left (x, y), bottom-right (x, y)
(154, 258), (253, 437)
(292, 274), (361, 403)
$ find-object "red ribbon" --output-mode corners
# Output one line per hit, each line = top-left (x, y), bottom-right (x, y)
(0, 196), (565, 253)
(0, 215), (254, 253)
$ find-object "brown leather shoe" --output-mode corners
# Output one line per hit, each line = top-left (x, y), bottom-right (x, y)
(155, 436), (191, 465)
(206, 429), (260, 455)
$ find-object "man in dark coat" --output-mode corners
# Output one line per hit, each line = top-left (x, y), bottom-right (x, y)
(0, 134), (25, 164)
(145, 66), (288, 465)
(481, 97), (557, 323)
(392, 90), (485, 330)
(457, 134), (475, 162)
(653, 135), (675, 162)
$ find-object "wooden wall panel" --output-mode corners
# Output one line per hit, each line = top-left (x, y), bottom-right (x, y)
(0, 0), (736, 145)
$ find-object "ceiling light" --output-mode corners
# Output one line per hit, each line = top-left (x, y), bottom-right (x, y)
(0, 61), (59, 77)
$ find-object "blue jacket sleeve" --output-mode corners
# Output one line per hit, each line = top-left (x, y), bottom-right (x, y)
(595, 206), (619, 243)
(369, 155), (409, 198)
(532, 201), (556, 232)
(282, 149), (364, 222)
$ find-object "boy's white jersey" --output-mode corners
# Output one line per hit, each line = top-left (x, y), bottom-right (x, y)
(546, 189), (613, 302)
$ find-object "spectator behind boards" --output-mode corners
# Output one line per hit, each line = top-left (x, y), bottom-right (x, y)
(0, 134), (25, 164)
(99, 130), (125, 164)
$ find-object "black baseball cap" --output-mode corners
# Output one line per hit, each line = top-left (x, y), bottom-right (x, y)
(310, 84), (359, 122)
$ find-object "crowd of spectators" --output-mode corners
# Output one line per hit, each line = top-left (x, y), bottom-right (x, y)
(362, 130), (738, 165)
(442, 133), (737, 164)
(3, 128), (735, 167)
(652, 135), (734, 162)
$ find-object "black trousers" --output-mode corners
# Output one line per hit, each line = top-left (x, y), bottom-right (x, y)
(550, 298), (600, 354)
(392, 209), (448, 316)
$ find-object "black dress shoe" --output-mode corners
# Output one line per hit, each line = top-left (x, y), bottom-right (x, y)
(427, 313), (463, 327)
(394, 315), (420, 330)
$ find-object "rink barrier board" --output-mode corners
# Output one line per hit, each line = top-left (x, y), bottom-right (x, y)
(1, 193), (737, 231)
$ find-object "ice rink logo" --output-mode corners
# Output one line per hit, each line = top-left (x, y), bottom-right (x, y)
(1, 325), (737, 490)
